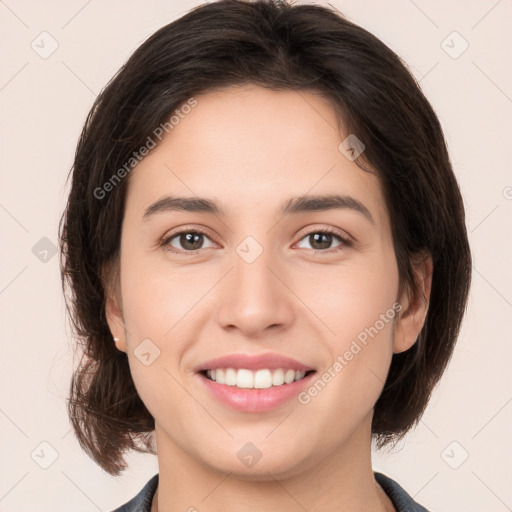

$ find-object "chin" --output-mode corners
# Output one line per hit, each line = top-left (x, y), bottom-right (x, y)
(197, 443), (314, 482)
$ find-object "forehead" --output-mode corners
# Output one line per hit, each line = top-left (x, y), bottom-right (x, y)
(124, 84), (388, 231)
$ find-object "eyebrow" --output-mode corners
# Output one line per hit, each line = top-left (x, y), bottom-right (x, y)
(142, 193), (375, 225)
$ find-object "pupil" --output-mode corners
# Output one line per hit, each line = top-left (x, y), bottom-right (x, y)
(311, 233), (331, 250)
(178, 232), (332, 251)
(181, 232), (203, 250)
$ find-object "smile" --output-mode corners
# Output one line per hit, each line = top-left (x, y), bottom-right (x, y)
(194, 352), (317, 412)
(202, 368), (314, 389)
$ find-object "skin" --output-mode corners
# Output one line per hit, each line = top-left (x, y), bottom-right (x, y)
(105, 84), (432, 512)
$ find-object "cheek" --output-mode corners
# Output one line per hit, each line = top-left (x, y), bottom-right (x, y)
(116, 244), (194, 417)
(120, 242), (205, 342)
(296, 249), (399, 409)
(294, 247), (399, 344)
(120, 278), (190, 431)
(338, 252), (399, 373)
(119, 225), (400, 427)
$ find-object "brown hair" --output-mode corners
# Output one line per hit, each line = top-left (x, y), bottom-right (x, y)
(58, 0), (472, 476)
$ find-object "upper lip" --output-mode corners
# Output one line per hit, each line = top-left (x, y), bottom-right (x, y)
(194, 353), (315, 372)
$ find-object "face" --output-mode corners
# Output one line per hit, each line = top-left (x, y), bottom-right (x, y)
(106, 84), (427, 480)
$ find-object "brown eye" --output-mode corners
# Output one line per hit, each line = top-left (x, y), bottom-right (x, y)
(295, 229), (351, 254)
(175, 232), (205, 251)
(308, 232), (335, 250)
(162, 228), (215, 254)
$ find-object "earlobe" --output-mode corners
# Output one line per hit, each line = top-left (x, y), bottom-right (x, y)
(113, 335), (127, 353)
(102, 261), (127, 353)
(393, 251), (433, 354)
(105, 293), (128, 353)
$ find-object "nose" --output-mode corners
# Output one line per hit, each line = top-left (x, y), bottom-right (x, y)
(216, 245), (295, 339)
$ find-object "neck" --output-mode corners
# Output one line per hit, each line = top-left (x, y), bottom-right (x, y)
(152, 412), (395, 512)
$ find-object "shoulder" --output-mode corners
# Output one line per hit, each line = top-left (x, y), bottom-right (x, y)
(108, 471), (427, 511)
(374, 471), (430, 512)
(109, 474), (159, 512)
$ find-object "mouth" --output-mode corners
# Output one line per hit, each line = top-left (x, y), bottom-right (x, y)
(194, 352), (317, 411)
(199, 368), (316, 389)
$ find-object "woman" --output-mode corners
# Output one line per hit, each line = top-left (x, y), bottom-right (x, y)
(58, 1), (471, 510)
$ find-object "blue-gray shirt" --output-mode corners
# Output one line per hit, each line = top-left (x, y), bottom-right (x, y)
(111, 472), (429, 511)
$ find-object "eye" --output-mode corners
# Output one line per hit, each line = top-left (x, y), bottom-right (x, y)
(160, 226), (352, 256)
(161, 227), (216, 254)
(295, 228), (352, 255)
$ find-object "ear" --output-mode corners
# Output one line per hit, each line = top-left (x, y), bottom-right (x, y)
(102, 260), (127, 353)
(394, 251), (433, 354)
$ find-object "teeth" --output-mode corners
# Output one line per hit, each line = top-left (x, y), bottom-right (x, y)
(215, 368), (225, 384)
(205, 368), (309, 388)
(295, 370), (306, 381)
(272, 369), (285, 386)
(237, 369), (254, 388)
(225, 368), (237, 386)
(284, 369), (296, 384)
(254, 369), (272, 389)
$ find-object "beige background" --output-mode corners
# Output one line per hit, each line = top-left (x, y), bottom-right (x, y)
(1, 0), (511, 510)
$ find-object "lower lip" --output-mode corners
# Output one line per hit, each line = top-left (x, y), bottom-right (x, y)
(197, 371), (316, 412)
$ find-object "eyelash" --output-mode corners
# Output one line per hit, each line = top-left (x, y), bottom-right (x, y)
(160, 226), (352, 256)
